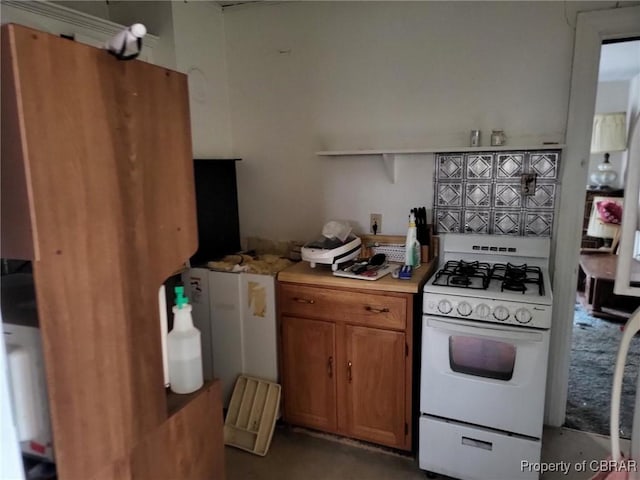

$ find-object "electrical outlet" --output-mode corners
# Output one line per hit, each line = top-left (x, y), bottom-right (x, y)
(370, 213), (382, 234)
(521, 174), (537, 195)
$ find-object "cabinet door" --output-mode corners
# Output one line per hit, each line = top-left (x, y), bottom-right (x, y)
(344, 325), (406, 448)
(281, 316), (337, 431)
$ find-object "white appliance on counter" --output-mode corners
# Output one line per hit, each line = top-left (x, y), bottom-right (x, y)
(182, 268), (278, 407)
(420, 234), (553, 480)
(301, 234), (361, 271)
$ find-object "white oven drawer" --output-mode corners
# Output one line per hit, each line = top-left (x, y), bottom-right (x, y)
(419, 416), (541, 480)
(420, 315), (550, 438)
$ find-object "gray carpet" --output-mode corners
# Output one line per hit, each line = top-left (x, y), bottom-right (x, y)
(565, 303), (639, 438)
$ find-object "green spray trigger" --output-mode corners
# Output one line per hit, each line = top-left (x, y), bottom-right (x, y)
(174, 286), (188, 309)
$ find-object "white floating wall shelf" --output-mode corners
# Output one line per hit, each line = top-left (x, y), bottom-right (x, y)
(316, 144), (565, 183)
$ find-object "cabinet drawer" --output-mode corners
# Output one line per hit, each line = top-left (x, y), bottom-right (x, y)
(279, 284), (407, 330)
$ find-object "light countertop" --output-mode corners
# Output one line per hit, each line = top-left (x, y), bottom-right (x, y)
(277, 259), (437, 294)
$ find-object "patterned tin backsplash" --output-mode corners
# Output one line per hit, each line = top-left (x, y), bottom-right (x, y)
(434, 150), (561, 236)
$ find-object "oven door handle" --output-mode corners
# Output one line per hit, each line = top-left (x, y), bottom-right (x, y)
(426, 318), (544, 343)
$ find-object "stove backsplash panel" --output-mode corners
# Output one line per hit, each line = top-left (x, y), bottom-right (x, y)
(434, 150), (561, 236)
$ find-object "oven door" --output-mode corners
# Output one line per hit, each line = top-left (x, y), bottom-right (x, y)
(420, 315), (550, 438)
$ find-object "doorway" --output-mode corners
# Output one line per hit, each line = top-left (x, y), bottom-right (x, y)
(544, 5), (640, 431)
(564, 37), (640, 438)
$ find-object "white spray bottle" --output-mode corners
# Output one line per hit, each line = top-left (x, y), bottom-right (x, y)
(404, 211), (421, 267)
(167, 286), (203, 394)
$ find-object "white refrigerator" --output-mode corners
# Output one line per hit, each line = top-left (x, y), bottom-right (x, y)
(182, 268), (279, 407)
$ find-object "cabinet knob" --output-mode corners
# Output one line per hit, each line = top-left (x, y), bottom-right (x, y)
(294, 297), (315, 304)
(348, 361), (352, 383)
(365, 305), (390, 313)
(327, 356), (333, 378)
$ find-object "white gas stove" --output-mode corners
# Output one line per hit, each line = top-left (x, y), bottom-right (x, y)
(420, 234), (553, 480)
(423, 233), (553, 329)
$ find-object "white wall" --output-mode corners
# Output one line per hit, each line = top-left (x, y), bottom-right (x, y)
(52, 1), (110, 19)
(223, 1), (616, 243)
(590, 80), (631, 189)
(172, 2), (234, 158)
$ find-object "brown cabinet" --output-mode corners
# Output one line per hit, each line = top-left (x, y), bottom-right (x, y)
(281, 316), (337, 431)
(345, 325), (406, 447)
(277, 265), (425, 451)
(1, 24), (224, 479)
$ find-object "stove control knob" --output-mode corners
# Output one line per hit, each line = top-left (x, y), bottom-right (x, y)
(437, 299), (453, 314)
(475, 303), (490, 318)
(457, 301), (472, 317)
(515, 308), (533, 324)
(493, 306), (510, 321)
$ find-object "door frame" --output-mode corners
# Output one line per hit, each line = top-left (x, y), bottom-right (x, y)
(545, 5), (640, 426)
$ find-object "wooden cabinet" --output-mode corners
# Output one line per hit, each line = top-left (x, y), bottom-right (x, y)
(344, 325), (406, 447)
(277, 261), (433, 451)
(1, 24), (223, 480)
(281, 313), (407, 447)
(281, 316), (337, 431)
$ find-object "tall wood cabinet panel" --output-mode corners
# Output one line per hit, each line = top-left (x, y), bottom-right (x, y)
(92, 382), (225, 480)
(1, 24), (223, 480)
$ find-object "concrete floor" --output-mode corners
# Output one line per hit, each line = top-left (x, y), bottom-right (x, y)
(225, 425), (632, 480)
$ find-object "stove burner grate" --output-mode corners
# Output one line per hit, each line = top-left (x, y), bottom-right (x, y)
(491, 263), (544, 296)
(432, 260), (491, 289)
(431, 260), (545, 296)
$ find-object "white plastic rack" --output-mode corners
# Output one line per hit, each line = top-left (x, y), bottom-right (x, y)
(224, 375), (281, 456)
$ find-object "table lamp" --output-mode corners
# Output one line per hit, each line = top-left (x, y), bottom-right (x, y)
(590, 112), (627, 189)
(586, 196), (623, 252)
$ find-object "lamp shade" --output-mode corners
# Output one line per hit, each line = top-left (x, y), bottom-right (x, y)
(591, 112), (627, 153)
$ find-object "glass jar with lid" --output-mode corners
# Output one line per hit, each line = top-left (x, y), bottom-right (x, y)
(490, 130), (506, 146)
